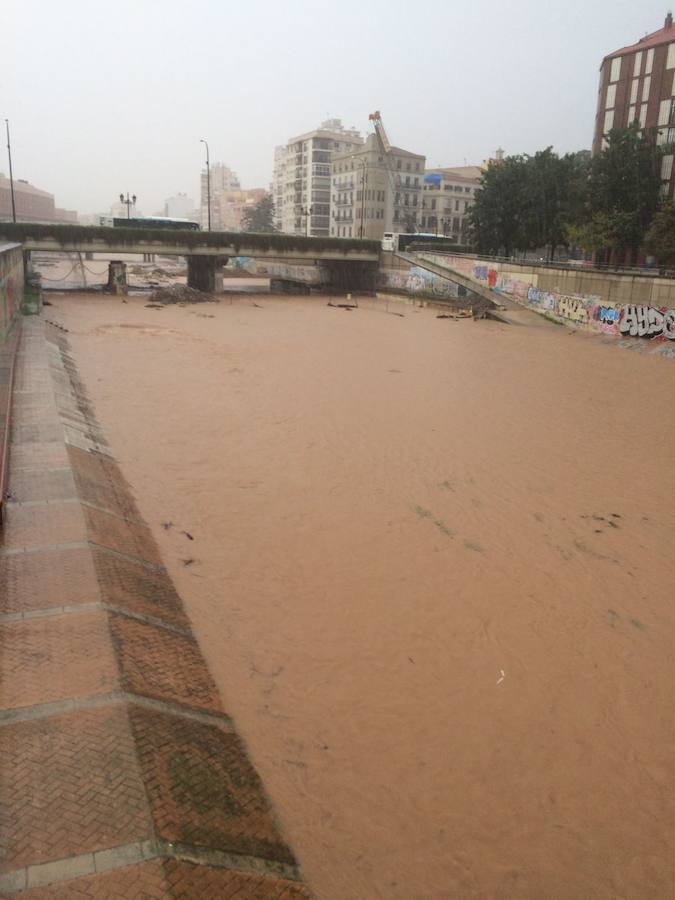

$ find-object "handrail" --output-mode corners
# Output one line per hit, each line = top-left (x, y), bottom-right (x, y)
(415, 249), (675, 280)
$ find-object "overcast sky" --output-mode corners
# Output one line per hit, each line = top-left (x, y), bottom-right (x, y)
(1, 0), (669, 215)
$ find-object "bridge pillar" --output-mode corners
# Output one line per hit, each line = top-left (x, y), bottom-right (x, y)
(187, 256), (224, 293)
(106, 260), (128, 295)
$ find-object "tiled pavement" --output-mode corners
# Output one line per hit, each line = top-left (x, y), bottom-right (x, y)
(0, 319), (313, 898)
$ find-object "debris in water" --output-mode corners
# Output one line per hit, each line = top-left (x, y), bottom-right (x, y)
(181, 531), (194, 540)
(161, 521), (174, 530)
(148, 284), (217, 305)
(181, 558), (196, 566)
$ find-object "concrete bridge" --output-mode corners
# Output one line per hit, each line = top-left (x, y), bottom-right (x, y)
(0, 223), (380, 292)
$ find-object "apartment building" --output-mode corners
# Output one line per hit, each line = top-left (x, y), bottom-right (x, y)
(330, 133), (425, 240)
(200, 163), (241, 230)
(593, 12), (675, 197)
(420, 166), (483, 241)
(272, 119), (362, 236)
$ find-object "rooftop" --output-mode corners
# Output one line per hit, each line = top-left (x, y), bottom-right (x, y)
(604, 12), (675, 62)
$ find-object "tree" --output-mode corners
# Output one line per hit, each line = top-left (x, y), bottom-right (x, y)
(644, 202), (675, 266)
(241, 194), (276, 233)
(469, 155), (529, 256)
(582, 123), (662, 262)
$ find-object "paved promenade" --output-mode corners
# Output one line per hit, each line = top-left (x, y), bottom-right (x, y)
(0, 319), (311, 898)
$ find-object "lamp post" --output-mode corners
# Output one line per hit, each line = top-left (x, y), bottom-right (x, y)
(4, 120), (16, 223)
(301, 205), (313, 237)
(351, 156), (367, 239)
(119, 192), (137, 220)
(200, 139), (211, 231)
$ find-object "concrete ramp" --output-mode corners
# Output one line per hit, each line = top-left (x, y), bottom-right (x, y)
(396, 251), (558, 327)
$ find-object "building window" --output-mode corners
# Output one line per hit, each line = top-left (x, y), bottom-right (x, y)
(639, 104), (647, 129)
(606, 83), (616, 108)
(657, 126), (675, 145)
(464, 187), (471, 193)
(646, 48), (654, 74)
(431, 199), (436, 210)
(642, 76), (651, 103)
(633, 51), (643, 77)
(610, 57), (621, 82)
(662, 155), (674, 181)
(405, 176), (410, 186)
(414, 177), (419, 186)
(668, 43), (675, 69)
(406, 162), (411, 171)
(396, 160), (402, 170)
(455, 200), (460, 211)
(415, 163), (420, 171)
(630, 79), (639, 104)
(603, 109), (614, 132)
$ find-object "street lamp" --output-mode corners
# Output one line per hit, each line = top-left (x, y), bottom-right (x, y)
(119, 192), (137, 220)
(200, 139), (211, 231)
(301, 205), (313, 237)
(4, 120), (16, 223)
(351, 156), (367, 239)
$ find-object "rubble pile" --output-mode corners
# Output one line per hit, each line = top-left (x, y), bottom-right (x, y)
(147, 284), (215, 305)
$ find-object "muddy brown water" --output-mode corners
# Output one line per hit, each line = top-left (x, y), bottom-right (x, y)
(51, 293), (675, 899)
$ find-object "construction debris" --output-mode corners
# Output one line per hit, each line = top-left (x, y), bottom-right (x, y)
(147, 284), (216, 305)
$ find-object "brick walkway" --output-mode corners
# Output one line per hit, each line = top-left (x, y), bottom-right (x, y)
(0, 319), (312, 898)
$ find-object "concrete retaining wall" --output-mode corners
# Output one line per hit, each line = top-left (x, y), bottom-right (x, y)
(0, 243), (23, 344)
(419, 253), (675, 350)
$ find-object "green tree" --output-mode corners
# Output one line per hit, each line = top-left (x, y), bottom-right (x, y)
(520, 148), (589, 259)
(241, 194), (276, 233)
(583, 123), (662, 262)
(470, 155), (528, 256)
(644, 201), (675, 265)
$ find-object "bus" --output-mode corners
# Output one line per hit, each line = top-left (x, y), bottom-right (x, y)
(99, 216), (200, 231)
(382, 232), (454, 252)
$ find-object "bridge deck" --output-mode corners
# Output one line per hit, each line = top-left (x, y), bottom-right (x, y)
(0, 224), (380, 262)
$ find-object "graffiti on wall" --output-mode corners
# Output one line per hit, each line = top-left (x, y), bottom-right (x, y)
(618, 305), (675, 340)
(558, 296), (589, 323)
(402, 252), (675, 351)
(252, 261), (324, 284)
(379, 267), (460, 299)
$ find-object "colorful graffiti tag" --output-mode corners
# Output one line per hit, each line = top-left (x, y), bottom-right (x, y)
(379, 267), (460, 299)
(618, 305), (675, 340)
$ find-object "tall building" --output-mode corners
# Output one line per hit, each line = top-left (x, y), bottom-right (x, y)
(420, 166), (483, 241)
(164, 192), (196, 220)
(272, 119), (362, 236)
(0, 175), (77, 223)
(218, 188), (268, 231)
(200, 163), (241, 230)
(329, 129), (425, 240)
(593, 12), (675, 197)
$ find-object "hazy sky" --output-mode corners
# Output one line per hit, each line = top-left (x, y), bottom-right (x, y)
(1, 0), (669, 215)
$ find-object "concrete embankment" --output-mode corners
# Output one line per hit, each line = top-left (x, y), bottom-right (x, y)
(0, 318), (312, 898)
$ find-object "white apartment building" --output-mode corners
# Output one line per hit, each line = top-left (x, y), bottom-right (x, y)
(272, 119), (362, 237)
(330, 133), (425, 240)
(420, 166), (483, 242)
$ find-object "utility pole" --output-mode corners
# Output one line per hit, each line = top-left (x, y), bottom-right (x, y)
(200, 139), (211, 231)
(359, 160), (367, 239)
(5, 120), (16, 223)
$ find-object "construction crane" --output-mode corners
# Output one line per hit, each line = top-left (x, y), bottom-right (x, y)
(368, 111), (391, 155)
